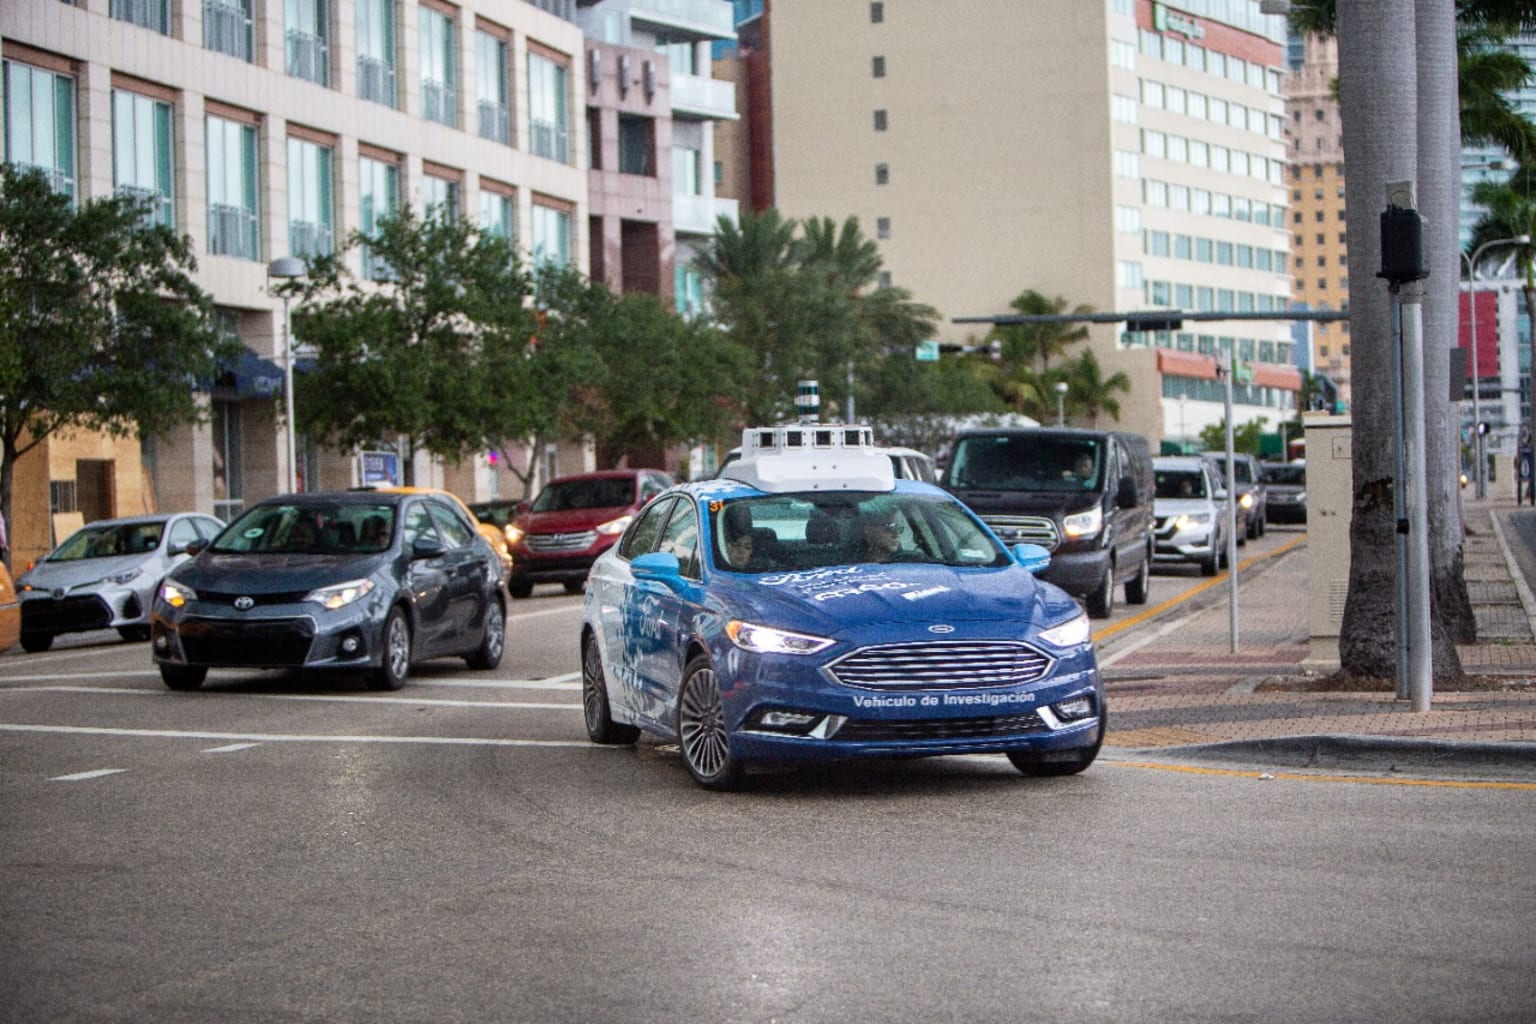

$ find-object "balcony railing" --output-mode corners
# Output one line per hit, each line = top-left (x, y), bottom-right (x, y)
(629, 0), (736, 43)
(289, 219), (333, 260)
(362, 247), (396, 282)
(669, 73), (738, 121)
(15, 162), (76, 201)
(673, 193), (739, 236)
(529, 118), (569, 163)
(358, 55), (396, 107)
(208, 203), (259, 259)
(118, 185), (174, 229)
(204, 0), (253, 62)
(421, 79), (456, 126)
(478, 100), (510, 144)
(286, 29), (330, 86)
(111, 0), (170, 34)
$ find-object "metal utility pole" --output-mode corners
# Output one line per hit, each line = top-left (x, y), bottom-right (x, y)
(1219, 351), (1239, 652)
(1380, 182), (1431, 711)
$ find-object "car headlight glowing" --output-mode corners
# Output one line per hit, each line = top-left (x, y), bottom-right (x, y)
(1062, 505), (1102, 540)
(1173, 513), (1211, 531)
(504, 525), (524, 545)
(305, 578), (376, 610)
(595, 514), (633, 537)
(1038, 611), (1092, 649)
(104, 567), (143, 586)
(160, 580), (197, 608)
(1239, 492), (1255, 509)
(725, 620), (835, 655)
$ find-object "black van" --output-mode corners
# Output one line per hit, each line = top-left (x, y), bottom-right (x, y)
(940, 428), (1155, 618)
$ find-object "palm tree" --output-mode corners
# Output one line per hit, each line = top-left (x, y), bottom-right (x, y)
(984, 290), (1091, 376)
(1063, 349), (1132, 428)
(1470, 164), (1536, 334)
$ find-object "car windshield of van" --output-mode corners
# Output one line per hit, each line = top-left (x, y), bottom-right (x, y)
(532, 478), (635, 512)
(1155, 470), (1208, 500)
(946, 436), (1101, 493)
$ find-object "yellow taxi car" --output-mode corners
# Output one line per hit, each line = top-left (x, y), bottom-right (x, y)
(367, 486), (514, 584)
(0, 561), (20, 653)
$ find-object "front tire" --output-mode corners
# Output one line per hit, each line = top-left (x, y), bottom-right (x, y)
(582, 636), (640, 745)
(509, 579), (534, 600)
(1008, 711), (1104, 777)
(465, 598), (506, 670)
(366, 608), (411, 691)
(20, 631), (53, 653)
(1124, 553), (1150, 605)
(677, 654), (744, 790)
(1085, 564), (1115, 619)
(118, 625), (151, 643)
(160, 664), (207, 690)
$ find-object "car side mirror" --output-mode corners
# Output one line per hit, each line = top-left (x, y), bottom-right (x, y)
(174, 539), (207, 556)
(412, 537), (447, 560)
(1214, 488), (1229, 501)
(631, 550), (685, 588)
(1116, 476), (1138, 509)
(1013, 543), (1051, 574)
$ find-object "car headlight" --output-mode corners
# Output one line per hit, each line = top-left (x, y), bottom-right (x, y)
(1173, 513), (1212, 531)
(104, 567), (143, 586)
(1038, 611), (1092, 648)
(595, 514), (633, 537)
(504, 524), (524, 545)
(305, 578), (375, 610)
(725, 620), (835, 655)
(1239, 492), (1254, 509)
(1062, 505), (1102, 540)
(160, 580), (197, 608)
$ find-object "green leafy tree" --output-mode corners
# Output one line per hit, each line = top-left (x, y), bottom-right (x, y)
(1063, 348), (1132, 427)
(984, 290), (1091, 376)
(1199, 417), (1266, 456)
(0, 165), (233, 567)
(1469, 163), (1536, 336)
(289, 207), (541, 484)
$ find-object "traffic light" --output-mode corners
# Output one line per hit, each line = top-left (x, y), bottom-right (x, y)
(1124, 313), (1184, 332)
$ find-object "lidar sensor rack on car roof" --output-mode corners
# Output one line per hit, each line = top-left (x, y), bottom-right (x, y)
(722, 425), (895, 493)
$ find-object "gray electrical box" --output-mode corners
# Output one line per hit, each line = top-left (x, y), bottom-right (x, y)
(1305, 415), (1352, 666)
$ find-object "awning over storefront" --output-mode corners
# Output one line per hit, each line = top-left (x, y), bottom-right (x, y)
(230, 347), (284, 398)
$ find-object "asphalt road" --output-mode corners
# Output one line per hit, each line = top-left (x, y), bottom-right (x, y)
(2, 535), (1533, 1024)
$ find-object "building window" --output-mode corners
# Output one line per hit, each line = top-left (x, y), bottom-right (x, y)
(618, 114), (655, 175)
(479, 187), (515, 242)
(872, 56), (885, 78)
(204, 0), (254, 61)
(357, 0), (397, 107)
(212, 395), (244, 522)
(359, 153), (399, 280)
(528, 52), (570, 163)
(419, 5), (457, 127)
(675, 263), (704, 319)
(878, 271), (892, 289)
(874, 109), (888, 131)
(112, 0), (170, 35)
(871, 2), (883, 23)
(674, 146), (701, 196)
(875, 162), (888, 185)
(876, 217), (890, 239)
(287, 135), (334, 258)
(206, 114), (259, 260)
(112, 88), (174, 228)
(421, 174), (459, 221)
(531, 201), (572, 267)
(285, 0), (330, 85)
(3, 60), (77, 201)
(476, 29), (511, 144)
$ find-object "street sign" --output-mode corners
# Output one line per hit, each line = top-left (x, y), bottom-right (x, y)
(915, 340), (939, 362)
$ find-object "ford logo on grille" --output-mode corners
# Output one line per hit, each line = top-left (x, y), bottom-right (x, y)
(927, 624), (955, 634)
(233, 596), (255, 611)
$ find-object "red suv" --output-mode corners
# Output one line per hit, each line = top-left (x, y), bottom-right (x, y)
(506, 469), (674, 598)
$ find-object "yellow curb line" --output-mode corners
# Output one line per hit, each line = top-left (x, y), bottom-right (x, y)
(1093, 533), (1308, 642)
(1112, 759), (1536, 790)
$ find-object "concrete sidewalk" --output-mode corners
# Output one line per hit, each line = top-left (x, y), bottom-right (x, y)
(1096, 496), (1536, 764)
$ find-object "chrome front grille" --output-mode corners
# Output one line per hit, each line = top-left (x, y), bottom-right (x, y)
(826, 641), (1053, 691)
(527, 531), (597, 554)
(981, 515), (1059, 550)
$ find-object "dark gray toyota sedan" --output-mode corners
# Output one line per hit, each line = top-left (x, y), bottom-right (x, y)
(151, 491), (505, 691)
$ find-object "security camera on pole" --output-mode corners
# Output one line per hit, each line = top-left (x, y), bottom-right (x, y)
(1378, 181), (1431, 711)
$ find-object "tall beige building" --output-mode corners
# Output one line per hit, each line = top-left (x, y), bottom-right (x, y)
(761, 0), (1297, 450)
(2, 0), (589, 561)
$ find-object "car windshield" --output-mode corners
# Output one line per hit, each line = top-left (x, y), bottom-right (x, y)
(946, 436), (1101, 492)
(1207, 455), (1253, 483)
(1155, 470), (1208, 500)
(532, 477), (635, 512)
(212, 503), (396, 554)
(710, 491), (1011, 573)
(49, 522), (163, 561)
(1264, 465), (1305, 485)
(469, 502), (519, 528)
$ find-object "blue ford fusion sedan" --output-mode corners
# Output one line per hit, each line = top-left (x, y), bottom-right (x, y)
(580, 425), (1104, 790)
(152, 491), (506, 692)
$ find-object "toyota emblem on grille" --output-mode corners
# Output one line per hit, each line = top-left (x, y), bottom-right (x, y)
(234, 596), (255, 611)
(927, 624), (955, 634)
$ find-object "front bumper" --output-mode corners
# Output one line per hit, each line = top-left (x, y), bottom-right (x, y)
(20, 584), (148, 636)
(152, 596), (389, 671)
(1035, 546), (1110, 598)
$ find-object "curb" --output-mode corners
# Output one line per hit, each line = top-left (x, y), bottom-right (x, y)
(1133, 734), (1536, 778)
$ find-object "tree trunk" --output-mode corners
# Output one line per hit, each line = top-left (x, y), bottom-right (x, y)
(1337, 0), (1423, 677)
(1418, 0), (1475, 659)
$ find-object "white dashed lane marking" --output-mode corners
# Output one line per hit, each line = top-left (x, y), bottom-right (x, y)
(50, 768), (127, 782)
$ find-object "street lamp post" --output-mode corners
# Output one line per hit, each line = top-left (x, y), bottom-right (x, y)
(267, 256), (306, 494)
(1054, 381), (1068, 427)
(1461, 234), (1529, 499)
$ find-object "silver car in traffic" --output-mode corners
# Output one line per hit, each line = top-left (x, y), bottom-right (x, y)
(16, 512), (224, 651)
